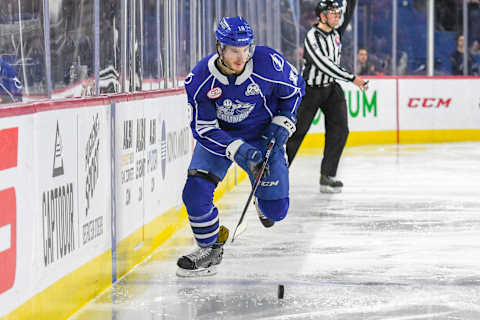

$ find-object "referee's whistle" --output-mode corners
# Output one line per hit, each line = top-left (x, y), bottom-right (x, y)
(363, 80), (370, 91)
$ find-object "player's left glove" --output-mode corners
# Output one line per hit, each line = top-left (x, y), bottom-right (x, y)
(264, 115), (296, 153)
(226, 139), (264, 178)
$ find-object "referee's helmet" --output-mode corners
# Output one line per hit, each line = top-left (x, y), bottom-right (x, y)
(315, 0), (341, 18)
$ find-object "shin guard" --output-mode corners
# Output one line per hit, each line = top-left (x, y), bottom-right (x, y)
(182, 176), (219, 247)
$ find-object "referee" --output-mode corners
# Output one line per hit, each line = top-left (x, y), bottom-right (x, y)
(286, 0), (368, 193)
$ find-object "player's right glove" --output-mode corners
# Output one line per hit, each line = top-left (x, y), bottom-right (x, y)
(226, 140), (263, 178)
(263, 115), (296, 154)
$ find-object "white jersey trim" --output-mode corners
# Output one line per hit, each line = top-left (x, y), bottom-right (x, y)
(248, 77), (273, 118)
(252, 72), (300, 90)
(235, 59), (253, 85)
(208, 54), (229, 85)
(207, 54), (254, 86)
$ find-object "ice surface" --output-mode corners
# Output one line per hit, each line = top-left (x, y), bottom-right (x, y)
(71, 143), (480, 320)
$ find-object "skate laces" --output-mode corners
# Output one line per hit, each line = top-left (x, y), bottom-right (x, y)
(186, 247), (213, 264)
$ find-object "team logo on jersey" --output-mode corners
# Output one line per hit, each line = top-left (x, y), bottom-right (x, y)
(270, 53), (284, 72)
(289, 70), (298, 86)
(245, 83), (260, 96)
(185, 73), (194, 85)
(207, 87), (222, 99)
(216, 99), (255, 123)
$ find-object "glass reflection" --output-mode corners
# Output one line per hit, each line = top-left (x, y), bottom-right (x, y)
(0, 0), (46, 103)
(48, 0), (94, 98)
(99, 0), (120, 94)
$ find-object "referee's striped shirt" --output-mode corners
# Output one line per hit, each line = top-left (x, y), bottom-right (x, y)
(302, 0), (356, 87)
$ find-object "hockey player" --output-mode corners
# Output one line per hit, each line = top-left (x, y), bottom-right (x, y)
(177, 16), (305, 277)
(0, 58), (22, 104)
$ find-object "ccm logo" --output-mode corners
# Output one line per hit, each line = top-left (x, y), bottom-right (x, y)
(0, 127), (18, 294)
(261, 180), (279, 187)
(408, 98), (452, 108)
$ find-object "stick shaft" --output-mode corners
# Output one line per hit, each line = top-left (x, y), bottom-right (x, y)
(231, 138), (275, 242)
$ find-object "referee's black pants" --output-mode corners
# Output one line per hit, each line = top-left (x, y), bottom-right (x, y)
(286, 82), (349, 177)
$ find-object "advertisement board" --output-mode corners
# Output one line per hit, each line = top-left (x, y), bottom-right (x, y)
(114, 101), (145, 242)
(76, 108), (111, 251)
(307, 79), (397, 133)
(33, 110), (81, 292)
(143, 95), (192, 224)
(398, 79), (480, 130)
(0, 115), (35, 317)
(114, 94), (192, 243)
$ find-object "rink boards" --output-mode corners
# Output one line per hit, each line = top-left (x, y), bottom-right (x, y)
(1, 77), (479, 319)
(0, 91), (243, 320)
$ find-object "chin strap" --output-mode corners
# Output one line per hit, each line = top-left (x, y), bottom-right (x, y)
(319, 12), (336, 30)
(216, 42), (254, 75)
(319, 19), (335, 31)
(218, 55), (238, 74)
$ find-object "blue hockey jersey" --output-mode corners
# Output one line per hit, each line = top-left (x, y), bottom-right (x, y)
(0, 58), (22, 103)
(185, 46), (305, 157)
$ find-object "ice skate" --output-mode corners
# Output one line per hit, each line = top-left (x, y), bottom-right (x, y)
(176, 225), (229, 277)
(254, 197), (275, 228)
(320, 175), (343, 193)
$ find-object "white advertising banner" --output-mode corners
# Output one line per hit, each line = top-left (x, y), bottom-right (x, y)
(143, 95), (192, 224)
(114, 101), (145, 242)
(115, 94), (192, 240)
(398, 78), (480, 130)
(0, 115), (35, 317)
(30, 105), (110, 301)
(76, 108), (111, 252)
(33, 109), (80, 291)
(307, 79), (397, 133)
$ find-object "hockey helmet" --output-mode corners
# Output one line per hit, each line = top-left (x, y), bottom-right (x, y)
(215, 16), (254, 47)
(315, 0), (341, 17)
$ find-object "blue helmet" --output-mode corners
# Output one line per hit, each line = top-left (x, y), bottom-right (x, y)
(0, 58), (22, 103)
(215, 16), (254, 47)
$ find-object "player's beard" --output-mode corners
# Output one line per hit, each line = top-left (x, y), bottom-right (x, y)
(218, 56), (246, 75)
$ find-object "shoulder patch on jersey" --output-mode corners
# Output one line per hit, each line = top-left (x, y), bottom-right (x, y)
(185, 72), (194, 85)
(289, 70), (298, 86)
(287, 62), (298, 75)
(334, 36), (341, 47)
(207, 87), (222, 99)
(245, 83), (260, 96)
(270, 53), (284, 72)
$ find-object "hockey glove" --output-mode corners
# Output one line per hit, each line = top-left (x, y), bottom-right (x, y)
(264, 115), (296, 153)
(226, 140), (264, 178)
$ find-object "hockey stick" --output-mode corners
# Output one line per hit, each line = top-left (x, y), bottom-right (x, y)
(231, 137), (276, 243)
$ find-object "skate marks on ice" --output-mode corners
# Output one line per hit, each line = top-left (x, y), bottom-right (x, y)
(70, 143), (480, 320)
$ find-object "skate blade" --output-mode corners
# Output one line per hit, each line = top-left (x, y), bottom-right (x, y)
(176, 265), (218, 278)
(320, 185), (342, 193)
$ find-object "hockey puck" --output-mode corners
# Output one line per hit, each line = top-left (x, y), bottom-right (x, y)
(277, 284), (285, 299)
